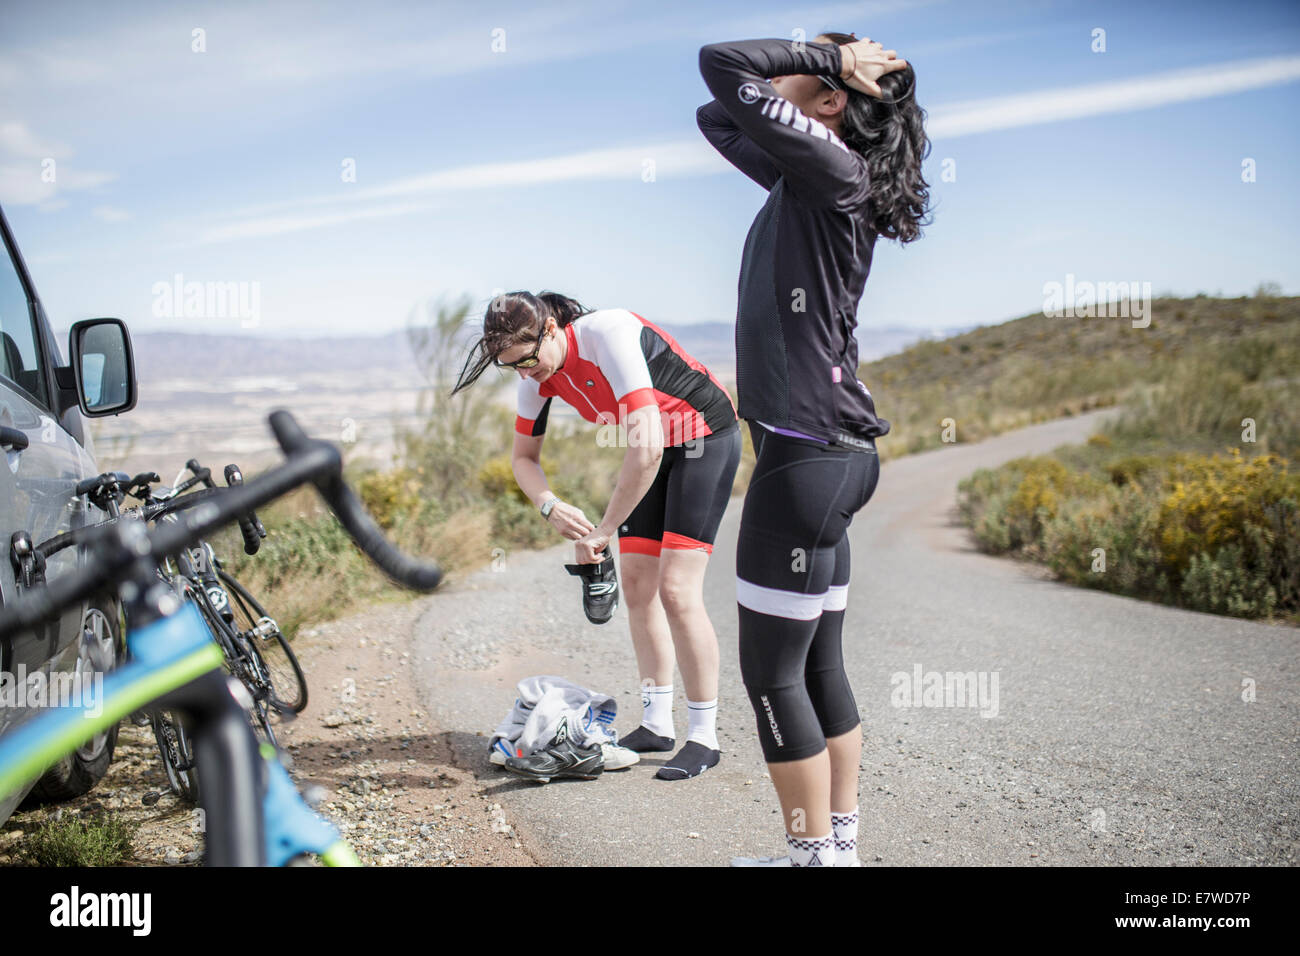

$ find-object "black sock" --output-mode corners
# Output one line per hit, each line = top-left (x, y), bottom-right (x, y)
(618, 726), (675, 753)
(654, 740), (721, 780)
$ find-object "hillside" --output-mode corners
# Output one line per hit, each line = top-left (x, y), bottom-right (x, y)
(860, 293), (1300, 460)
(938, 293), (1300, 622)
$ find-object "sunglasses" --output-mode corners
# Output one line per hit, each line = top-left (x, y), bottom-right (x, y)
(493, 322), (547, 369)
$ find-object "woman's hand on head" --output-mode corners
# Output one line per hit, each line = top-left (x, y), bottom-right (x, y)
(547, 501), (596, 540)
(838, 37), (907, 98)
(574, 527), (612, 565)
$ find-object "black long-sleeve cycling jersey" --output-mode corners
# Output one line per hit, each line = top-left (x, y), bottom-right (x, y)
(697, 37), (890, 448)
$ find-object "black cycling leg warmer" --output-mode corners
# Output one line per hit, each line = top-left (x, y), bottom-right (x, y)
(805, 534), (860, 739)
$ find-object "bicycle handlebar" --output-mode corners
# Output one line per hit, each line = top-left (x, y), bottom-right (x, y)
(222, 463), (264, 556)
(0, 411), (442, 635)
(185, 456), (263, 556)
(74, 471), (130, 500)
(184, 459), (213, 487)
(124, 472), (161, 502)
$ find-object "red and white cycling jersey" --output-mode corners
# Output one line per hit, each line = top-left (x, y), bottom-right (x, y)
(514, 309), (736, 447)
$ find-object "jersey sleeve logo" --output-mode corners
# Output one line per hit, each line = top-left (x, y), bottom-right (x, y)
(760, 96), (850, 153)
(738, 82), (761, 104)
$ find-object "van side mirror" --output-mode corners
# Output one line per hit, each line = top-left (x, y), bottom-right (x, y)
(68, 318), (136, 417)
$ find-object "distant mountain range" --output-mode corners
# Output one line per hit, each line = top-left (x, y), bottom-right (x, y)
(98, 321), (977, 385)
(75, 320), (976, 475)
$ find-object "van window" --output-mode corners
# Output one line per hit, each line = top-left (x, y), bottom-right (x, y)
(0, 236), (47, 408)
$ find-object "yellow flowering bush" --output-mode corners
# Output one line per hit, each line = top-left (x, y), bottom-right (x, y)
(477, 454), (527, 502)
(357, 467), (423, 529)
(1157, 451), (1295, 571)
(959, 457), (1106, 554)
(960, 447), (1299, 619)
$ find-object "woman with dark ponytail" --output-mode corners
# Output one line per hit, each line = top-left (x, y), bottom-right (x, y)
(453, 291), (742, 780)
(696, 33), (929, 865)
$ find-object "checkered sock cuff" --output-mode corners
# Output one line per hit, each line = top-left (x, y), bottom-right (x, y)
(832, 808), (859, 852)
(785, 832), (835, 867)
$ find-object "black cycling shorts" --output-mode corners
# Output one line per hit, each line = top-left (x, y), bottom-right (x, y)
(617, 423), (741, 557)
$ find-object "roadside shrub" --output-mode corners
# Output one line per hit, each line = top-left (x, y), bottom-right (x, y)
(1156, 452), (1297, 573)
(17, 816), (137, 867)
(478, 454), (526, 502)
(959, 457), (1107, 553)
(1041, 487), (1166, 598)
(960, 445), (1299, 620)
(357, 467), (423, 529)
(1180, 536), (1278, 618)
(1106, 454), (1170, 490)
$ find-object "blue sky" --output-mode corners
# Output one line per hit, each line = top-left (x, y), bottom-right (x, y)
(1, 0), (1297, 340)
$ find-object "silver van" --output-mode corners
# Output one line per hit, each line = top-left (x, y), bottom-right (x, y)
(0, 203), (138, 824)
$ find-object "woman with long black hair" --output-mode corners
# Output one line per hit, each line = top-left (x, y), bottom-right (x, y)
(696, 33), (930, 865)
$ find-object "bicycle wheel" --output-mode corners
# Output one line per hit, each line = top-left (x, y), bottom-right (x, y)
(152, 709), (199, 803)
(234, 631), (279, 747)
(218, 569), (308, 714)
(183, 582), (277, 747)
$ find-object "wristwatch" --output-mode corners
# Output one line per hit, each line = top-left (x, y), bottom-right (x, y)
(540, 496), (560, 519)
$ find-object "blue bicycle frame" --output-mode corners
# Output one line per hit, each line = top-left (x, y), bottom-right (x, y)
(0, 601), (359, 866)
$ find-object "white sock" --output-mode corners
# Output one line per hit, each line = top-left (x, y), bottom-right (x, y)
(786, 831), (835, 867)
(685, 698), (718, 750)
(832, 807), (859, 866)
(641, 679), (674, 737)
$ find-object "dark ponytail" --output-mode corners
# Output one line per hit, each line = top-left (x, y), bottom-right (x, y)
(535, 291), (588, 328)
(822, 32), (932, 244)
(450, 290), (592, 394)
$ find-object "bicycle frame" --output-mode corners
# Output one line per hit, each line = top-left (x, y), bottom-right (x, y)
(0, 600), (359, 867)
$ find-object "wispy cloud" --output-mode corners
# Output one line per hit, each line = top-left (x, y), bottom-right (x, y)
(0, 120), (117, 205)
(927, 54), (1300, 139)
(198, 142), (729, 243)
(0, 162), (117, 205)
(194, 200), (439, 243)
(0, 121), (67, 158)
(196, 52), (1300, 243)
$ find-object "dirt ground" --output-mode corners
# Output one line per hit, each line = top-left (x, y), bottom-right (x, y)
(0, 596), (539, 867)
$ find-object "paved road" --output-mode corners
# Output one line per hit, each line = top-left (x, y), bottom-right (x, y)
(410, 410), (1298, 865)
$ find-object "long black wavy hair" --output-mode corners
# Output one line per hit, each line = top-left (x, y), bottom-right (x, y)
(450, 290), (591, 394)
(822, 31), (931, 244)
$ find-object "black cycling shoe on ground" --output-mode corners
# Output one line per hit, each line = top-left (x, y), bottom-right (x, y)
(503, 716), (605, 784)
(564, 549), (619, 624)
